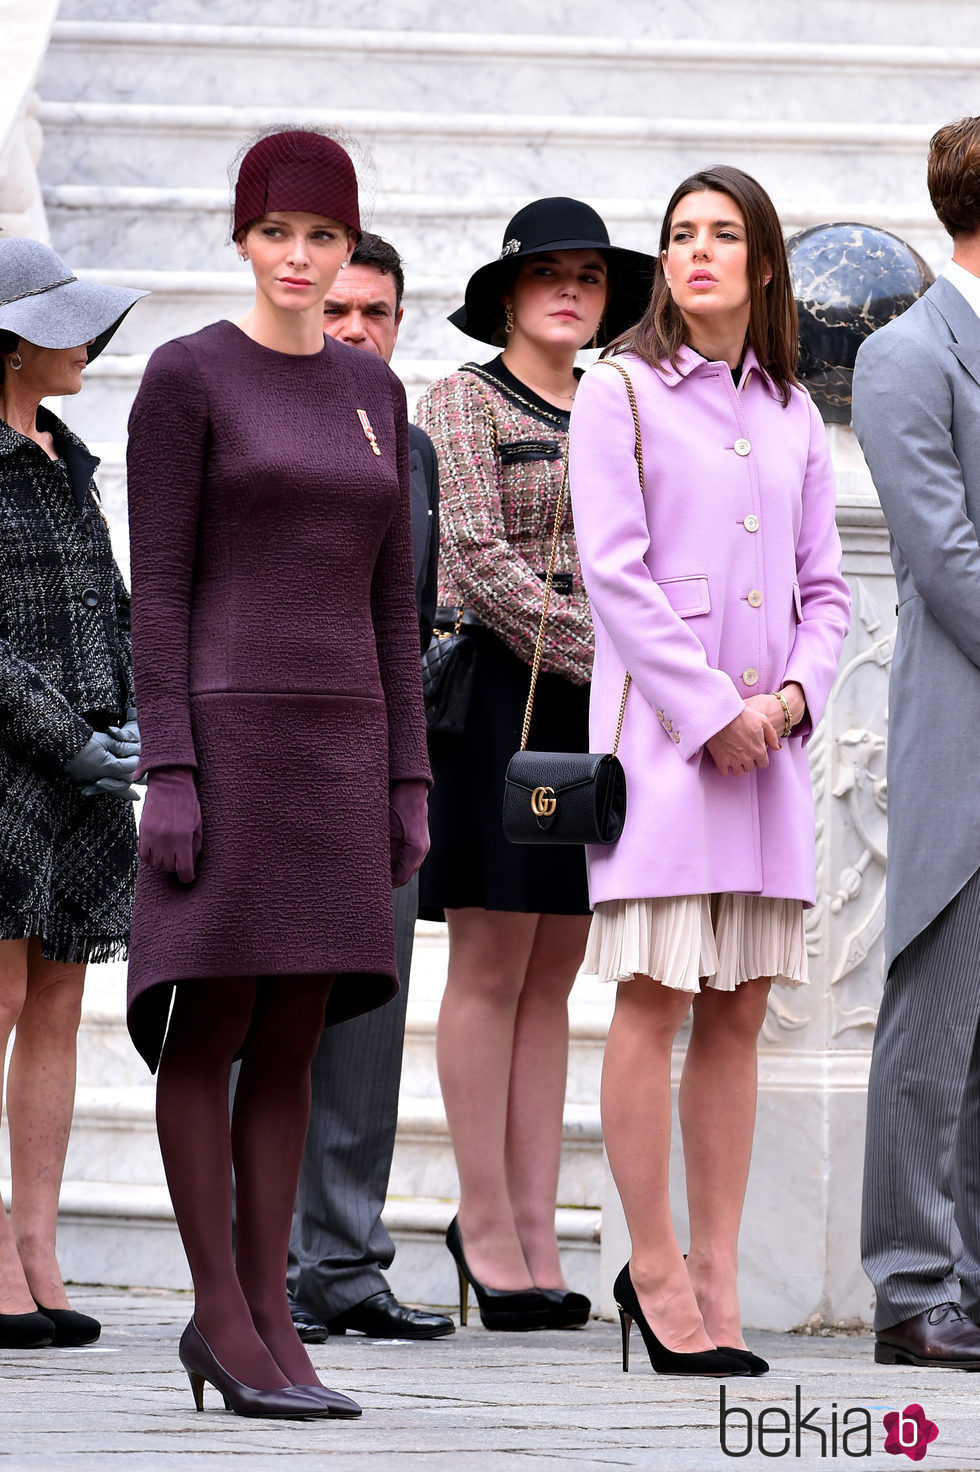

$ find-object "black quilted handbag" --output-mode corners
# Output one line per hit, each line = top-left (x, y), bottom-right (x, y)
(503, 361), (645, 846)
(421, 610), (476, 735)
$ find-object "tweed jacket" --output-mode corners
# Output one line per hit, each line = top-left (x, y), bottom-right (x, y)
(416, 360), (593, 685)
(0, 407), (134, 777)
(853, 274), (980, 972)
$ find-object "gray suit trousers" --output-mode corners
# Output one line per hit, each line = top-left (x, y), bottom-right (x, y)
(862, 864), (980, 1330)
(287, 873), (417, 1319)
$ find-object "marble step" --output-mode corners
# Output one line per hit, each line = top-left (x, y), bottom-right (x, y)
(30, 1178), (601, 1305)
(0, 1080), (603, 1206)
(50, 0), (980, 47)
(70, 267), (473, 361)
(36, 100), (937, 215)
(44, 184), (951, 279)
(41, 22), (980, 124)
(59, 352), (458, 444)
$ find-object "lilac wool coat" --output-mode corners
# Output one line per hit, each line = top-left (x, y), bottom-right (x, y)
(568, 346), (850, 906)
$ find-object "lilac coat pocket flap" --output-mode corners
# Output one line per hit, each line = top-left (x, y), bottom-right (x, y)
(656, 574), (711, 619)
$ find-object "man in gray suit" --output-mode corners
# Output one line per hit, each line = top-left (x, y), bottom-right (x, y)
(286, 234), (452, 1341)
(853, 116), (980, 1368)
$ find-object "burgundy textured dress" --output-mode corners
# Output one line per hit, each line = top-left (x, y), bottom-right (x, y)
(125, 321), (430, 1070)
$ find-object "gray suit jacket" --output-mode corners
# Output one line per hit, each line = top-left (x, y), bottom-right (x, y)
(852, 274), (980, 972)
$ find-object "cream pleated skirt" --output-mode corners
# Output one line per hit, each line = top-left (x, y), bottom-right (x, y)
(583, 893), (809, 992)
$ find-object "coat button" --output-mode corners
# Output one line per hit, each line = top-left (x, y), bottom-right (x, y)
(742, 667), (759, 686)
(744, 514), (760, 532)
(81, 588), (100, 609)
(734, 438), (752, 456)
(671, 731), (681, 744)
(748, 589), (763, 607)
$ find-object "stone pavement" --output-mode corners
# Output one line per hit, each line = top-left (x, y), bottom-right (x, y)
(1, 1288), (978, 1472)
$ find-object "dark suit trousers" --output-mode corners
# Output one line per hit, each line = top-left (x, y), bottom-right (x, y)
(861, 865), (980, 1330)
(286, 873), (417, 1318)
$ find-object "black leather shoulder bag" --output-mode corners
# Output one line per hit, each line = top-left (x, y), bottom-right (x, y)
(502, 359), (643, 846)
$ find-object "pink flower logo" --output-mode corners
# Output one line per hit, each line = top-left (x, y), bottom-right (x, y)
(883, 1404), (939, 1460)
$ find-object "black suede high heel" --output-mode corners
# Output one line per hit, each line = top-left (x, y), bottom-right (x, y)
(0, 1310), (54, 1348)
(33, 1303), (101, 1348)
(614, 1264), (748, 1377)
(719, 1345), (769, 1375)
(446, 1218), (551, 1331)
(178, 1319), (348, 1418)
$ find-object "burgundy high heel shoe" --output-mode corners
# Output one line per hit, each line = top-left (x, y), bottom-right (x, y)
(179, 1319), (357, 1418)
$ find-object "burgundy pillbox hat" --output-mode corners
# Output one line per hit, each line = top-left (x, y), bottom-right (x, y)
(233, 130), (361, 239)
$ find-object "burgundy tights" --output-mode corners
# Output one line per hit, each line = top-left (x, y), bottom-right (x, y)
(156, 974), (332, 1389)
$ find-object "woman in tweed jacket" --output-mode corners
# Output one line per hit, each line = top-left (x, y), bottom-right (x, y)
(417, 199), (653, 1330)
(0, 239), (145, 1350)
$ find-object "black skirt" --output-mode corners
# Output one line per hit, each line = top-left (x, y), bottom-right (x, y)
(420, 624), (591, 918)
(0, 741), (137, 965)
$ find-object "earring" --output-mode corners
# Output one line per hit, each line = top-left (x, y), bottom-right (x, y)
(8, 353), (22, 371)
(504, 304), (515, 335)
(340, 260), (348, 269)
(591, 325), (600, 350)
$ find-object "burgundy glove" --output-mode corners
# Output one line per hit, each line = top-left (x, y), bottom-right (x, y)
(389, 779), (430, 888)
(139, 766), (202, 885)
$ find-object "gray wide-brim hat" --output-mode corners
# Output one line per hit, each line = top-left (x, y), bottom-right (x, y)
(0, 238), (148, 362)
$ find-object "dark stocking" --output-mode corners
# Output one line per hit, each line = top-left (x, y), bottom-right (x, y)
(156, 977), (291, 1389)
(233, 974), (333, 1386)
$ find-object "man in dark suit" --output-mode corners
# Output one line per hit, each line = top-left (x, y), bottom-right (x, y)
(286, 233), (451, 1341)
(853, 117), (980, 1368)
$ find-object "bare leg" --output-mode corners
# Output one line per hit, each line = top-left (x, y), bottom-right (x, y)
(7, 940), (85, 1309)
(505, 913), (591, 1287)
(156, 976), (292, 1389)
(681, 976), (771, 1349)
(0, 941), (33, 1314)
(436, 908), (538, 1289)
(233, 974), (332, 1386)
(601, 976), (715, 1352)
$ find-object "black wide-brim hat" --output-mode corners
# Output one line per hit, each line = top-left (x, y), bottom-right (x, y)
(449, 197), (655, 348)
(0, 238), (147, 362)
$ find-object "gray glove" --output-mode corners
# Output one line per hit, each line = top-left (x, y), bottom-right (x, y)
(65, 730), (141, 801)
(107, 709), (140, 749)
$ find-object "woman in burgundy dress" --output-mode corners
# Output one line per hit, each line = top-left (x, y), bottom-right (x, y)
(125, 130), (429, 1419)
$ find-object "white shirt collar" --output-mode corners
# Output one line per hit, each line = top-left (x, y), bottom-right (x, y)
(943, 258), (980, 319)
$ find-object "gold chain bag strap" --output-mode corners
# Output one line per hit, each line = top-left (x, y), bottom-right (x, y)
(502, 360), (642, 845)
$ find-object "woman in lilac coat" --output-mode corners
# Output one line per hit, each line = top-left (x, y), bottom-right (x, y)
(569, 166), (849, 1377)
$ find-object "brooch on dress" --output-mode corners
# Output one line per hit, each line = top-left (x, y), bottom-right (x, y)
(356, 409), (381, 456)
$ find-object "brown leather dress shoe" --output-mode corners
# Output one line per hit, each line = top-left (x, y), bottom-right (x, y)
(875, 1302), (980, 1368)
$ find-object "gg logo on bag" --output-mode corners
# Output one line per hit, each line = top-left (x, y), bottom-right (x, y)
(530, 786), (557, 818)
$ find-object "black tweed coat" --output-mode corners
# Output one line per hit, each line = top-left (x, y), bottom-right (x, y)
(0, 408), (138, 962)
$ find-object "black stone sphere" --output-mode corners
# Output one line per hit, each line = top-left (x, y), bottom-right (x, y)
(786, 223), (934, 424)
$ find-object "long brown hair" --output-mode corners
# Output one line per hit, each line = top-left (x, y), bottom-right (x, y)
(605, 165), (798, 407)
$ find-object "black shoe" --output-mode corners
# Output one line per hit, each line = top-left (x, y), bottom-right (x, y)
(446, 1217), (552, 1332)
(614, 1264), (749, 1377)
(719, 1346), (769, 1375)
(33, 1303), (101, 1348)
(326, 1290), (455, 1340)
(288, 1304), (328, 1345)
(538, 1288), (592, 1328)
(0, 1311), (55, 1348)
